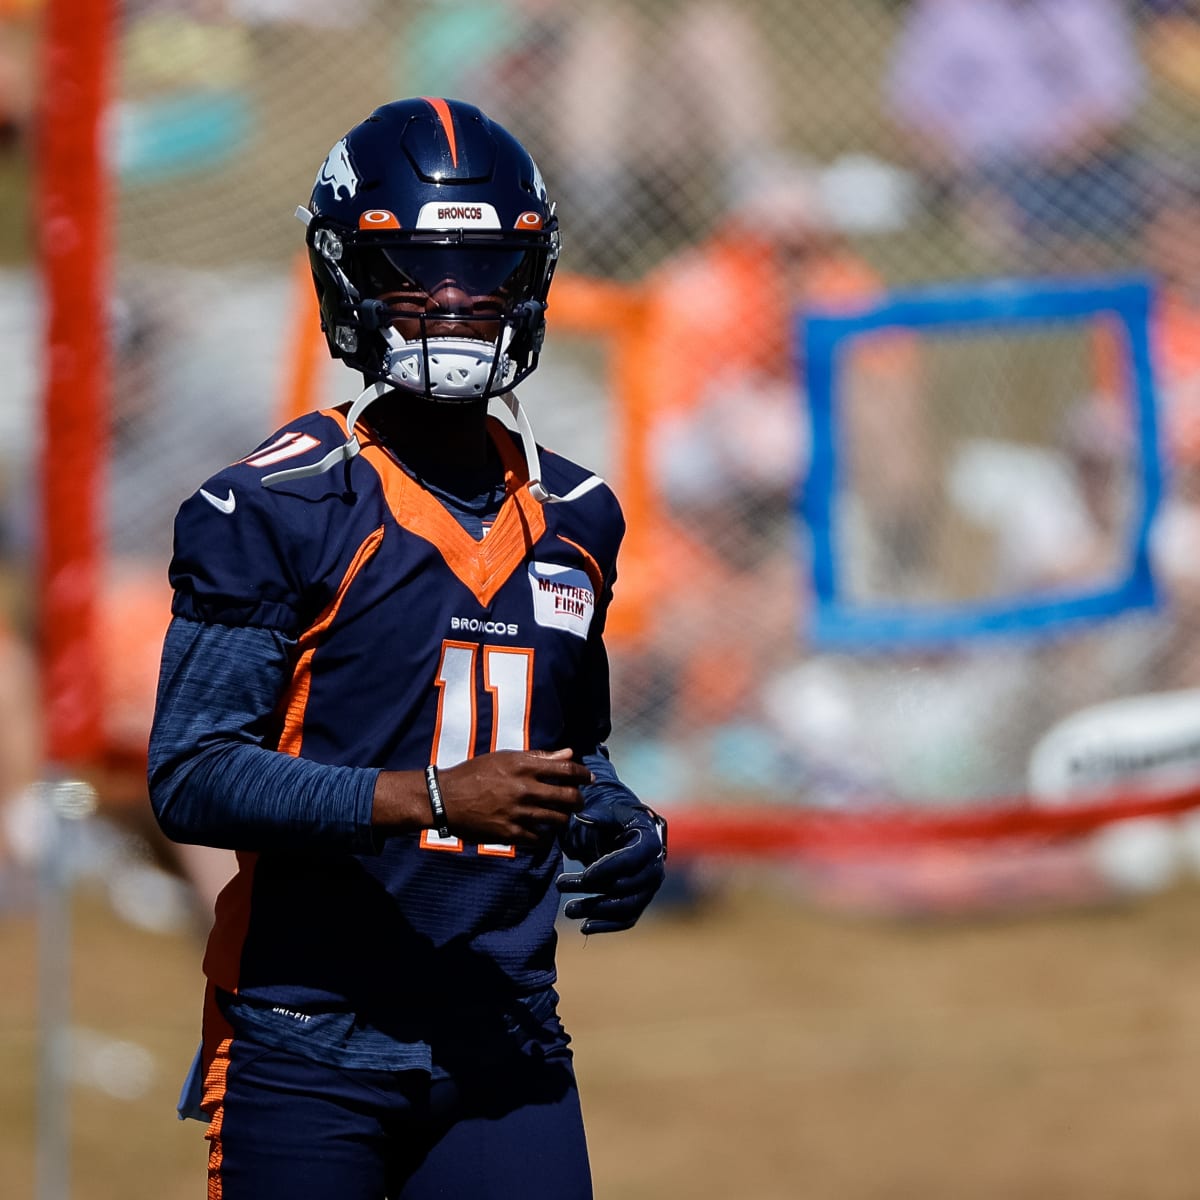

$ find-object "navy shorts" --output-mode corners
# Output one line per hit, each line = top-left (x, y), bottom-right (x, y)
(202, 1022), (592, 1199)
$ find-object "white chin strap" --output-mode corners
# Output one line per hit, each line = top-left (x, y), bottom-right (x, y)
(495, 391), (605, 504)
(261, 382), (604, 505)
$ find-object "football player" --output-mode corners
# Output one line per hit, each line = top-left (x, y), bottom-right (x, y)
(148, 97), (667, 1200)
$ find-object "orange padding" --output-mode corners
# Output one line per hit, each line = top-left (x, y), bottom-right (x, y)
(662, 787), (1200, 860)
(36, 0), (114, 764)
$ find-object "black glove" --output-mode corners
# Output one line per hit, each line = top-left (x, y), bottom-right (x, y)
(557, 795), (667, 934)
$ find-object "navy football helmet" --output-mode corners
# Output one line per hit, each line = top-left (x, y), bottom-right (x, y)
(301, 97), (560, 402)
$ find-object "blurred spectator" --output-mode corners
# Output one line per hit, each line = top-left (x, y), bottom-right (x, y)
(0, 0), (38, 152)
(122, 6), (252, 92)
(395, 0), (781, 275)
(103, 284), (258, 918)
(978, 168), (1200, 707)
(884, 0), (1147, 265)
(1051, 403), (1133, 586)
(608, 159), (927, 793)
(0, 616), (38, 871)
(1092, 168), (1200, 475)
(105, 277), (278, 562)
(1140, 0), (1200, 105)
(944, 404), (1131, 599)
(1105, 168), (1200, 687)
(1119, 170), (1200, 461)
(225, 0), (371, 28)
(644, 157), (927, 588)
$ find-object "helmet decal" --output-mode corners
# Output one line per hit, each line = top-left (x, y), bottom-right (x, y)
(420, 97), (459, 168)
(359, 209), (402, 230)
(316, 137), (359, 200)
(529, 159), (548, 204)
(515, 211), (544, 230)
(415, 201), (501, 229)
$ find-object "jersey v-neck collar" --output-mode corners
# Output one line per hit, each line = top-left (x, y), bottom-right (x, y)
(325, 408), (547, 607)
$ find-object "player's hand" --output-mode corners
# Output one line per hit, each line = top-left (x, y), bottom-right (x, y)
(437, 748), (589, 845)
(556, 797), (667, 934)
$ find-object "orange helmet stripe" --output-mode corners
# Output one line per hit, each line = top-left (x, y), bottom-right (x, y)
(421, 96), (459, 168)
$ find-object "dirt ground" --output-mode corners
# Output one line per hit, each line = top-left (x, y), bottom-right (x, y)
(5, 868), (1200, 1200)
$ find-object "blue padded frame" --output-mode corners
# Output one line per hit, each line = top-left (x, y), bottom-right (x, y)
(799, 276), (1161, 650)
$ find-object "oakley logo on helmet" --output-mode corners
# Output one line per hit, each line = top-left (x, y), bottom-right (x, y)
(316, 138), (359, 200)
(415, 201), (501, 230)
(515, 212), (544, 229)
(358, 209), (402, 229)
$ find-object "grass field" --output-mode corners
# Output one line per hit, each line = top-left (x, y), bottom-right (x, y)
(5, 868), (1200, 1198)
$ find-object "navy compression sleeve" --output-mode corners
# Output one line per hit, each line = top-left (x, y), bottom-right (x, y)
(148, 617), (381, 853)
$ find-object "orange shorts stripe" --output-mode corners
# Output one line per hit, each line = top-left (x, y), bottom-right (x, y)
(200, 984), (236, 1198)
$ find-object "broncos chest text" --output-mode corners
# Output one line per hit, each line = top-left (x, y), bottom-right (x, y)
(281, 516), (601, 781)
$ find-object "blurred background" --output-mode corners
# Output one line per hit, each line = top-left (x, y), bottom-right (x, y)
(8, 0), (1200, 1196)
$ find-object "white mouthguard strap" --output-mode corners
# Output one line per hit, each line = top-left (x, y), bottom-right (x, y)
(261, 381), (390, 488)
(497, 391), (605, 505)
(261, 383), (605, 506)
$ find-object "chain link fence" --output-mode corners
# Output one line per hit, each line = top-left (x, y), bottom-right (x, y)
(12, 0), (1200, 831)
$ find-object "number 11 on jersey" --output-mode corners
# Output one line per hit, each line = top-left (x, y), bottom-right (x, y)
(421, 640), (534, 857)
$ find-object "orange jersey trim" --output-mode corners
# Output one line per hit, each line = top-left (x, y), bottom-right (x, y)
(200, 988), (234, 1198)
(200, 852), (257, 1110)
(421, 96), (458, 167)
(326, 409), (547, 607)
(555, 534), (604, 594)
(202, 1032), (232, 1130)
(277, 525), (386, 756)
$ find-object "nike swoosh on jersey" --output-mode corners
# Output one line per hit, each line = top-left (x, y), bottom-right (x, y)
(199, 487), (237, 515)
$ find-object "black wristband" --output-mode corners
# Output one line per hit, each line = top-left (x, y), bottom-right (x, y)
(424, 764), (451, 839)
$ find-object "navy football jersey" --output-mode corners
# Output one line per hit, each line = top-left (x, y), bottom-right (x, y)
(166, 408), (625, 1043)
